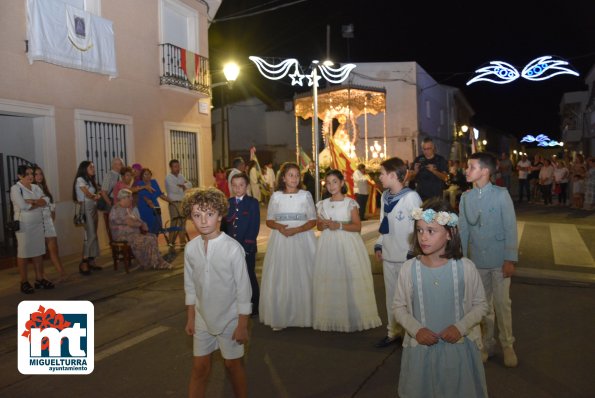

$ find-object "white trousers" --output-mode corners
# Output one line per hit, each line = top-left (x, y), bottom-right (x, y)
(478, 268), (515, 349)
(383, 260), (404, 339)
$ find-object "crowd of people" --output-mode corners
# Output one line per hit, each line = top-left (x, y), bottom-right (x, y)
(182, 150), (526, 398)
(513, 152), (595, 209)
(10, 157), (192, 293)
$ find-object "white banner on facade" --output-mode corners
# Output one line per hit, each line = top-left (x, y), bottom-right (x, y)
(26, 0), (118, 78)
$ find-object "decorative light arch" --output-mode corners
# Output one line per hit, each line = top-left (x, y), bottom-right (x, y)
(467, 56), (579, 85)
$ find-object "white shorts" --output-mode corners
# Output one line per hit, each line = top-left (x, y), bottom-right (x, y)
(193, 317), (244, 360)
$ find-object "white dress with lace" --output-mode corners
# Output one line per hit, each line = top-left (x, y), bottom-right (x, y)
(259, 190), (317, 328)
(313, 197), (381, 332)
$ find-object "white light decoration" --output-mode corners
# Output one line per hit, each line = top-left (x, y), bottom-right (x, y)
(473, 128), (479, 140)
(520, 134), (550, 143)
(521, 56), (579, 81)
(461, 125), (469, 133)
(467, 56), (579, 85)
(520, 134), (563, 147)
(467, 61), (520, 86)
(249, 56), (355, 88)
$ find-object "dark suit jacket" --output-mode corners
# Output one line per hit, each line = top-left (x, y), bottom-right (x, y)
(302, 170), (316, 198)
(222, 196), (260, 253)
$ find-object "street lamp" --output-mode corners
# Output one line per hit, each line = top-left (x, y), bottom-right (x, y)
(212, 61), (240, 168)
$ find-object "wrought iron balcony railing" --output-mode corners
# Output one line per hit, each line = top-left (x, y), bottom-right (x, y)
(160, 43), (210, 96)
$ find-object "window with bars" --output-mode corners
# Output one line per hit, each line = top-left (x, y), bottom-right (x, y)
(84, 121), (128, 186)
(170, 130), (199, 187)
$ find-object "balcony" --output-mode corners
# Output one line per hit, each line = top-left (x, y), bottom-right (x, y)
(159, 43), (210, 96)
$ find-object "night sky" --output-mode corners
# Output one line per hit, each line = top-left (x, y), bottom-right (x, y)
(208, 0), (595, 139)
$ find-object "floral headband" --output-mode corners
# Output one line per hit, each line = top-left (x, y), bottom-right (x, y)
(411, 208), (458, 227)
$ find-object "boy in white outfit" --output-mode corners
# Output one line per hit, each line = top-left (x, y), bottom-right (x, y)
(374, 157), (422, 347)
(183, 187), (252, 397)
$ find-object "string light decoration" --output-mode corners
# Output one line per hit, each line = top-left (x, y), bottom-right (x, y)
(467, 55), (579, 85)
(520, 134), (564, 147)
(249, 56), (356, 87)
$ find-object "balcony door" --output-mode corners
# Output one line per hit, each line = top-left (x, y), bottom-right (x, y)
(160, 0), (199, 53)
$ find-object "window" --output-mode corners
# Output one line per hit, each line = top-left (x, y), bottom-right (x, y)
(84, 121), (127, 185)
(169, 130), (199, 187)
(75, 110), (134, 186)
(160, 0), (199, 53)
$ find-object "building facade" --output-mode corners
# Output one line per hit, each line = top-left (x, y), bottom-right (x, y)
(0, 0), (218, 255)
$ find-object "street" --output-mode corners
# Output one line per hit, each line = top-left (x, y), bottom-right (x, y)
(0, 205), (594, 397)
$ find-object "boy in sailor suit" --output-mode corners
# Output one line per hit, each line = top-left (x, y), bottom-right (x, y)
(459, 152), (519, 367)
(374, 157), (422, 347)
(223, 173), (261, 316)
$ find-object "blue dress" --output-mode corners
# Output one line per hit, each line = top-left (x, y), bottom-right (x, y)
(398, 259), (488, 398)
(135, 179), (163, 234)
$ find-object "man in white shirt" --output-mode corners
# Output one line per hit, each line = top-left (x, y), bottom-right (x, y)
(99, 157), (123, 237)
(165, 159), (192, 247)
(516, 154), (531, 203)
(353, 164), (371, 220)
(227, 157), (245, 195)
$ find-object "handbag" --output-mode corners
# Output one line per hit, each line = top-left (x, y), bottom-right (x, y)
(96, 196), (110, 212)
(6, 219), (20, 232)
(73, 202), (86, 226)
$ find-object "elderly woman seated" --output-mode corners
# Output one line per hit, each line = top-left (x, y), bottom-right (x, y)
(109, 189), (173, 270)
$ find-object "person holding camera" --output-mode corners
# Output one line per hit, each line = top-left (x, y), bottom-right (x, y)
(10, 164), (53, 294)
(73, 160), (102, 275)
(409, 138), (449, 201)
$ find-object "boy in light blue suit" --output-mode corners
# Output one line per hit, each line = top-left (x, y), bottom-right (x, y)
(459, 152), (519, 368)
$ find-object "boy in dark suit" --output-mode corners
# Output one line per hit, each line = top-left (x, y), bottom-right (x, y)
(223, 173), (261, 316)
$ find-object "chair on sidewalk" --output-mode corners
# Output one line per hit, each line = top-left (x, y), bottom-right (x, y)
(106, 221), (134, 273)
(110, 240), (133, 273)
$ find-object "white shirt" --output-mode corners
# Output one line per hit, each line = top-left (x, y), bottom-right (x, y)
(76, 177), (96, 202)
(374, 190), (422, 263)
(516, 159), (531, 179)
(554, 167), (569, 184)
(184, 232), (252, 335)
(353, 169), (369, 195)
(165, 173), (192, 201)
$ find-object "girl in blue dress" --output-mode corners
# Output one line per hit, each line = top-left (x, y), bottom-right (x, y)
(393, 198), (488, 398)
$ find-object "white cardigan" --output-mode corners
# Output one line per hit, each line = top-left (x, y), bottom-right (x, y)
(393, 257), (487, 348)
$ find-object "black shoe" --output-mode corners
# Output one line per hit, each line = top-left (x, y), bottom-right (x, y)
(34, 279), (55, 289)
(21, 281), (35, 294)
(375, 336), (400, 348)
(79, 261), (91, 276)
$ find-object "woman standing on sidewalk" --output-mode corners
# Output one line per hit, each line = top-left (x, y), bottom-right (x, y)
(553, 160), (569, 206)
(72, 161), (102, 275)
(11, 165), (54, 293)
(34, 166), (67, 281)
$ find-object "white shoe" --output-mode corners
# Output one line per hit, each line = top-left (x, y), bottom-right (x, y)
(503, 346), (518, 367)
(272, 327), (284, 332)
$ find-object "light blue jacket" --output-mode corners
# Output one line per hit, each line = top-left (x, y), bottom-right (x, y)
(459, 183), (518, 268)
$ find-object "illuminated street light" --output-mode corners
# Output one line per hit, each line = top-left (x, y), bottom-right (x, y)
(223, 62), (240, 83)
(482, 140), (487, 145)
(461, 125), (469, 133)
